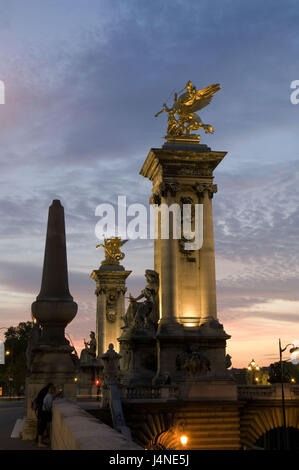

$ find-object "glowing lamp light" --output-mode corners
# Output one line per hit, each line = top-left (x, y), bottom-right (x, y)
(5, 350), (10, 356)
(180, 435), (188, 446)
(74, 377), (78, 383)
(291, 378), (296, 383)
(95, 378), (101, 387)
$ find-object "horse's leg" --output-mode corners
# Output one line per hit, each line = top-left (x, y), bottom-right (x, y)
(202, 123), (214, 134)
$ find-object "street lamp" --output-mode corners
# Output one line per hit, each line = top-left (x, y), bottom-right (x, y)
(180, 435), (188, 447)
(248, 359), (260, 384)
(279, 339), (299, 450)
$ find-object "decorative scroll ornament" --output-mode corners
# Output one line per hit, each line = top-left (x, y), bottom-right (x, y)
(106, 291), (117, 323)
(155, 80), (221, 143)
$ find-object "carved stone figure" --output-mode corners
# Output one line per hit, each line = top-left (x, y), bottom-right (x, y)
(122, 270), (159, 331)
(106, 292), (117, 323)
(179, 350), (211, 376)
(225, 354), (232, 369)
(80, 331), (96, 363)
(101, 343), (121, 381)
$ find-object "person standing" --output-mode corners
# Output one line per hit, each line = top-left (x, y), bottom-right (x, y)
(38, 384), (57, 447)
(33, 382), (53, 445)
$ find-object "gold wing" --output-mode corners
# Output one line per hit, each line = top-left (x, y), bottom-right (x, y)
(189, 83), (221, 113)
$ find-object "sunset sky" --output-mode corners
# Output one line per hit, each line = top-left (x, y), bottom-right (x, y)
(0, 0), (298, 368)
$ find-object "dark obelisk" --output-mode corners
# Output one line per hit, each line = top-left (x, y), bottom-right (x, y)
(22, 200), (78, 440)
(32, 199), (77, 345)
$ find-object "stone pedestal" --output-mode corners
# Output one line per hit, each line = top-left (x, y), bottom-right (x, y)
(91, 265), (131, 356)
(118, 328), (157, 387)
(78, 362), (100, 396)
(140, 145), (236, 399)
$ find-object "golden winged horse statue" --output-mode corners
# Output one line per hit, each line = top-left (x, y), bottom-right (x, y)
(155, 80), (221, 142)
(96, 237), (128, 265)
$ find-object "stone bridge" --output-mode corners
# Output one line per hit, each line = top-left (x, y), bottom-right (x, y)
(120, 384), (299, 450)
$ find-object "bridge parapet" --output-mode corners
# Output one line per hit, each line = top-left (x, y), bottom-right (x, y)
(238, 384), (299, 400)
(123, 386), (178, 401)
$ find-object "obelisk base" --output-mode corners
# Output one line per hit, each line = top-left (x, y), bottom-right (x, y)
(22, 348), (76, 440)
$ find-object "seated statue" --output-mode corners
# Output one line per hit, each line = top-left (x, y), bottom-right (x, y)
(80, 331), (96, 363)
(122, 270), (159, 331)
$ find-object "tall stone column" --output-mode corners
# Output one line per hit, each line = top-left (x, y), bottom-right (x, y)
(194, 183), (218, 323)
(158, 184), (180, 325)
(23, 200), (78, 440)
(91, 264), (131, 356)
(140, 147), (236, 398)
(140, 147), (226, 325)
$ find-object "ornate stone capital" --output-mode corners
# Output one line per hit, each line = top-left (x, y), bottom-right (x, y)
(95, 286), (107, 296)
(116, 286), (127, 295)
(193, 182), (218, 199)
(159, 181), (180, 198)
(149, 193), (162, 206)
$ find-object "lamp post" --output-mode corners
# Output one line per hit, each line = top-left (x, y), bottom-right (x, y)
(279, 339), (299, 450)
(247, 359), (260, 384)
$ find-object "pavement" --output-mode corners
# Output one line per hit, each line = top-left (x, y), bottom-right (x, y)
(0, 400), (48, 450)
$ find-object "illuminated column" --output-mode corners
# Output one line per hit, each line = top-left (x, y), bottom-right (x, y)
(140, 147), (226, 324)
(91, 267), (131, 356)
(194, 183), (218, 322)
(157, 183), (179, 324)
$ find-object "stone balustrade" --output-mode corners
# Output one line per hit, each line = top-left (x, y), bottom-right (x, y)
(124, 386), (177, 400)
(51, 399), (142, 450)
(238, 384), (299, 400)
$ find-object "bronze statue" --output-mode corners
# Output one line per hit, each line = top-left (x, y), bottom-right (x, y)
(80, 331), (96, 363)
(155, 80), (221, 142)
(96, 237), (127, 265)
(225, 354), (232, 369)
(122, 270), (159, 331)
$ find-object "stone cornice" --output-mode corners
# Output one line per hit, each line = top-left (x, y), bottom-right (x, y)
(90, 269), (132, 283)
(140, 148), (227, 182)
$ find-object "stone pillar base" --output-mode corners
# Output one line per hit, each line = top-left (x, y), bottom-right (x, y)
(119, 328), (157, 387)
(22, 417), (37, 441)
(177, 377), (237, 400)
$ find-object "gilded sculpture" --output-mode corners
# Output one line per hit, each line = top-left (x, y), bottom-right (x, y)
(155, 80), (221, 142)
(96, 237), (127, 265)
